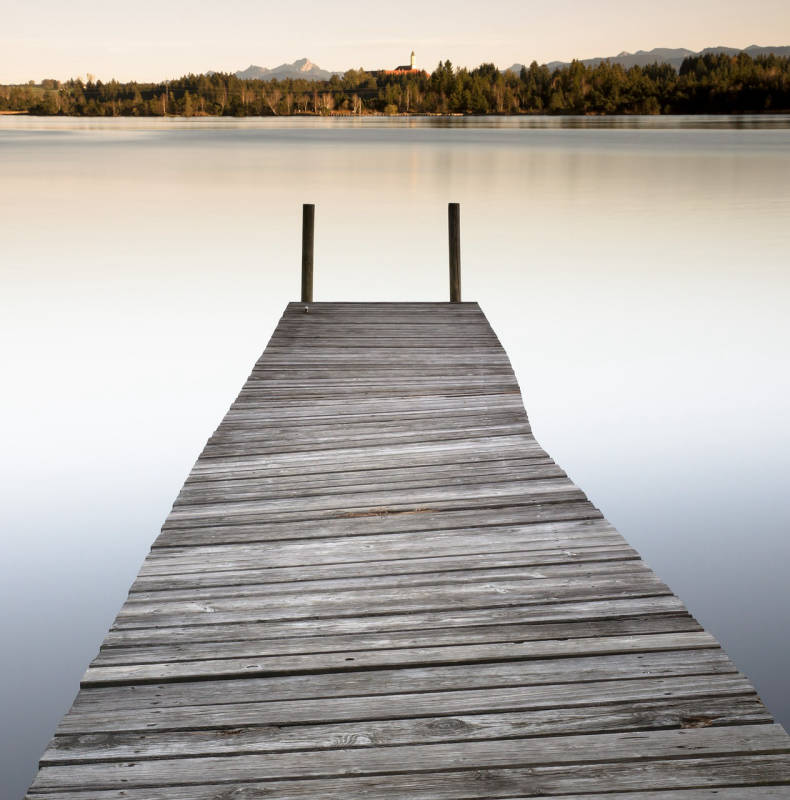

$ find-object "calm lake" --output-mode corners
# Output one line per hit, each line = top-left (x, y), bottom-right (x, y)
(1, 115), (789, 798)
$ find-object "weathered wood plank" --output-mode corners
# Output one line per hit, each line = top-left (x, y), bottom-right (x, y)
(187, 433), (538, 470)
(177, 456), (552, 496)
(26, 758), (790, 800)
(221, 393), (521, 416)
(209, 415), (532, 443)
(43, 694), (770, 764)
(124, 559), (647, 604)
(153, 503), (606, 547)
(101, 596), (690, 647)
(83, 632), (718, 686)
(27, 785), (790, 800)
(198, 429), (535, 460)
(29, 725), (790, 791)
(138, 529), (628, 574)
(92, 612), (699, 665)
(178, 456), (547, 492)
(111, 572), (672, 629)
(70, 649), (739, 714)
(54, 674), (759, 735)
(181, 447), (549, 487)
(129, 546), (638, 594)
(164, 477), (577, 522)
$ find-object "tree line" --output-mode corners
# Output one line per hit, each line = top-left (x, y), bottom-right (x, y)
(2, 53), (789, 116)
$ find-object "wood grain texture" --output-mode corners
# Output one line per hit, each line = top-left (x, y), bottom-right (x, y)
(54, 674), (758, 735)
(30, 725), (790, 791)
(26, 302), (790, 796)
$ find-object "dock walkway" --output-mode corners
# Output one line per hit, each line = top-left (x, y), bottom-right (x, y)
(28, 302), (790, 798)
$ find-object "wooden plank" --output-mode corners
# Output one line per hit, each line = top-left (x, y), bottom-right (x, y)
(26, 786), (790, 800)
(264, 338), (503, 347)
(111, 572), (672, 630)
(158, 490), (590, 531)
(251, 353), (515, 365)
(101, 596), (690, 648)
(202, 556), (642, 593)
(83, 632), (718, 685)
(42, 694), (771, 764)
(70, 649), (739, 714)
(205, 417), (532, 447)
(142, 525), (625, 573)
(124, 559), (647, 603)
(164, 477), (577, 522)
(92, 612), (699, 666)
(129, 547), (639, 593)
(231, 388), (521, 400)
(54, 674), (759, 734)
(216, 398), (525, 425)
(153, 509), (608, 548)
(185, 436), (540, 479)
(210, 412), (531, 439)
(26, 757), (790, 799)
(222, 393), (521, 414)
(187, 434), (537, 470)
(28, 725), (790, 791)
(198, 427), (535, 460)
(180, 447), (549, 485)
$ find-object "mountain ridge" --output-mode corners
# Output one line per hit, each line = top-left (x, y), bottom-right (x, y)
(507, 44), (790, 73)
(235, 58), (341, 81)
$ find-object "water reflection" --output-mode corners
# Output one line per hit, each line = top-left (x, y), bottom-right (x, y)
(4, 113), (790, 132)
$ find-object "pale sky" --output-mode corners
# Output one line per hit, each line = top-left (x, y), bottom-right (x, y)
(4, 0), (790, 83)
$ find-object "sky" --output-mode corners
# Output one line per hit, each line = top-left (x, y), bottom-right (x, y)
(3, 0), (790, 83)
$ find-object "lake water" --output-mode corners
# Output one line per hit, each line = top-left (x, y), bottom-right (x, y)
(1, 115), (789, 798)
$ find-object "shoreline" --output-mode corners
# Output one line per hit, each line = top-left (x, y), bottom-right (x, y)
(2, 109), (790, 118)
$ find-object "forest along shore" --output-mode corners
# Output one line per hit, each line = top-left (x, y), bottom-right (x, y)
(2, 52), (790, 116)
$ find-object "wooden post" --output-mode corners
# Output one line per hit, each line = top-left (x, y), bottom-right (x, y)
(448, 202), (461, 303)
(301, 204), (315, 303)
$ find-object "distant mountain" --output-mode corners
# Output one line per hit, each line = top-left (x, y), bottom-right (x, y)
(235, 58), (340, 81)
(507, 44), (790, 73)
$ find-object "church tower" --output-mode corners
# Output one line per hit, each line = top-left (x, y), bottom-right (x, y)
(410, 50), (415, 69)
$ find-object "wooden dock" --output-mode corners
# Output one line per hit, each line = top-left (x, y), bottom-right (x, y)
(28, 302), (790, 798)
